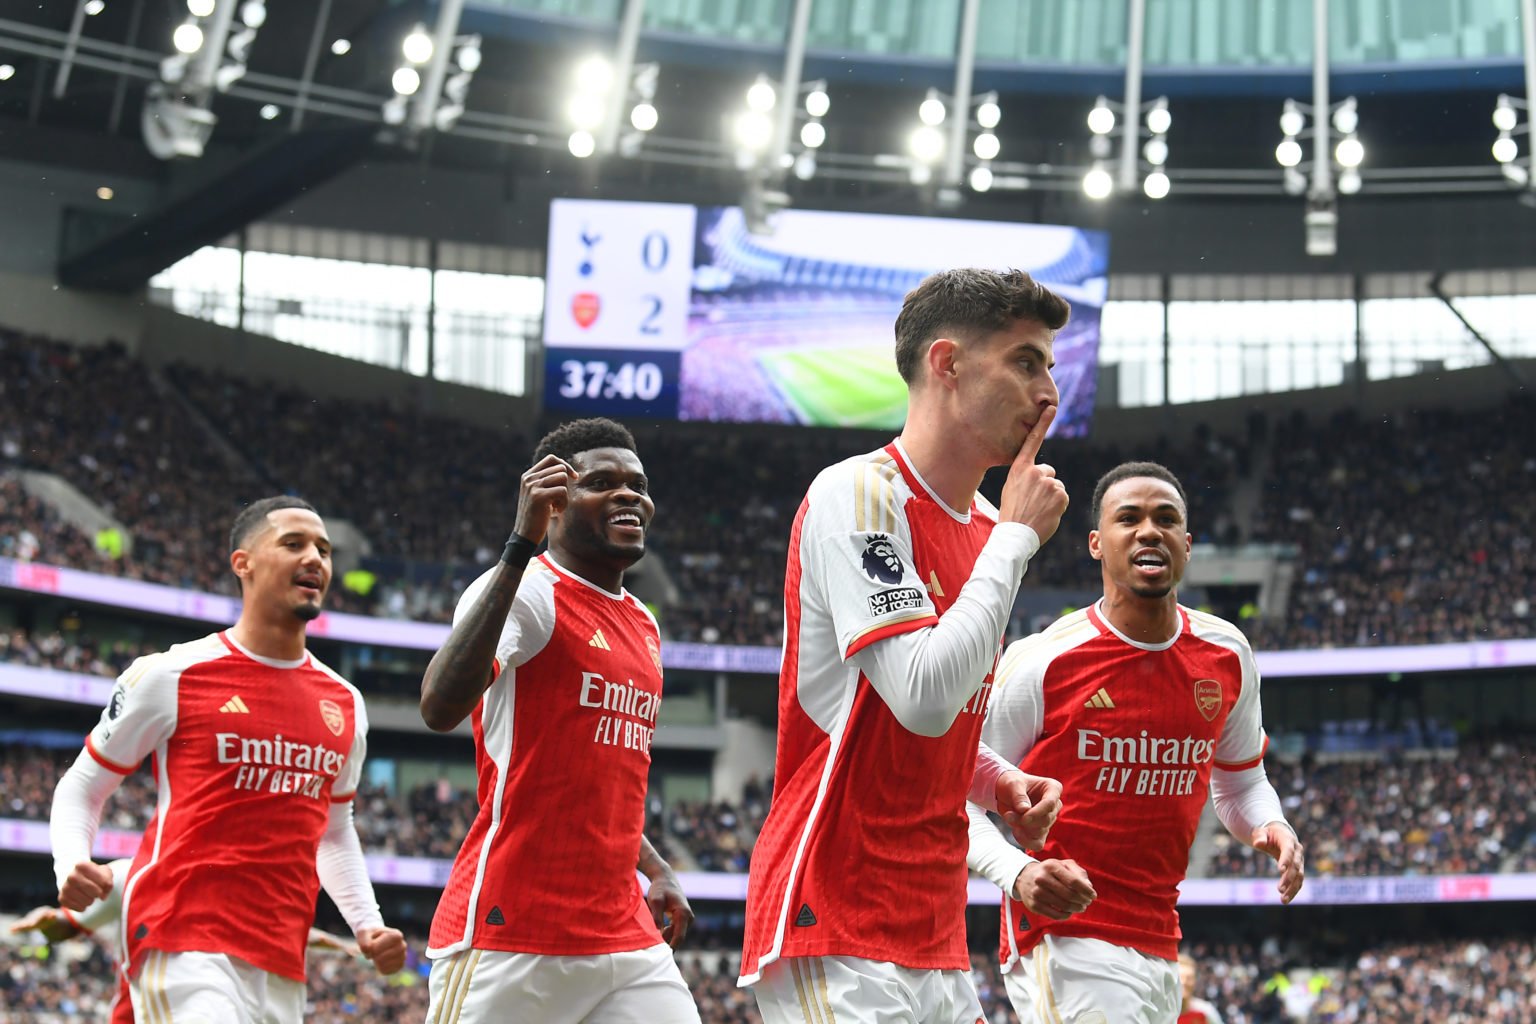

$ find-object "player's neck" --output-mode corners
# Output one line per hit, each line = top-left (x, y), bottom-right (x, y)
(1099, 589), (1181, 645)
(546, 545), (624, 595)
(228, 614), (308, 663)
(897, 417), (987, 514)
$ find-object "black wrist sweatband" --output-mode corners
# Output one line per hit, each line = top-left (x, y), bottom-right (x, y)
(501, 533), (537, 566)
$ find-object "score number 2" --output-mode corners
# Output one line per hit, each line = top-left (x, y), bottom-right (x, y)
(559, 360), (665, 402)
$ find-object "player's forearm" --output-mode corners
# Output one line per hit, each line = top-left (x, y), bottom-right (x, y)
(1210, 765), (1289, 842)
(853, 524), (1039, 736)
(420, 559), (525, 730)
(316, 803), (385, 934)
(637, 834), (675, 882)
(48, 753), (122, 889)
(967, 743), (1018, 812)
(965, 799), (1032, 893)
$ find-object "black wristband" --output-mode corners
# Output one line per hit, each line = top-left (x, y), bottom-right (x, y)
(501, 532), (537, 566)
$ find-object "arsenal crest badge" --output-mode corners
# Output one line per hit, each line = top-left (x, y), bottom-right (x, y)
(646, 635), (663, 672)
(571, 291), (601, 328)
(319, 698), (345, 737)
(1193, 679), (1222, 722)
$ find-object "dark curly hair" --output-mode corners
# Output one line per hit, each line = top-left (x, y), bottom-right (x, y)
(893, 267), (1071, 385)
(1090, 461), (1188, 527)
(533, 417), (638, 466)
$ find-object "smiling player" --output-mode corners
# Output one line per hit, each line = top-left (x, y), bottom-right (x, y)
(419, 418), (700, 1024)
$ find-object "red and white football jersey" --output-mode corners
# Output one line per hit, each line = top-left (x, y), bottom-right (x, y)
(85, 632), (366, 982)
(427, 554), (665, 958)
(985, 603), (1267, 966)
(741, 441), (1003, 982)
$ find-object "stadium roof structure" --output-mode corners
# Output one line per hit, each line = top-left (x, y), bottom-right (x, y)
(2, 0), (1535, 286)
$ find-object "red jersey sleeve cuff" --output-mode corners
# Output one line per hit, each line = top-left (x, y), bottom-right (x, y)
(85, 736), (136, 776)
(331, 790), (356, 803)
(1214, 735), (1269, 772)
(843, 612), (939, 659)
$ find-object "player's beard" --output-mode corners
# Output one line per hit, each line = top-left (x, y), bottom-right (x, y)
(1129, 581), (1175, 599)
(292, 599), (323, 621)
(566, 513), (644, 568)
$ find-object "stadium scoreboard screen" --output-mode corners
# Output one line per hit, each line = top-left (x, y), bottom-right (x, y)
(543, 199), (1108, 434)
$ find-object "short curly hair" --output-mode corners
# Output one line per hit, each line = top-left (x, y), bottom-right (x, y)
(893, 267), (1071, 384)
(1090, 461), (1188, 527)
(533, 417), (638, 465)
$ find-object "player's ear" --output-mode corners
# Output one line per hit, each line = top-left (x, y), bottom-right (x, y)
(1087, 529), (1103, 561)
(925, 338), (960, 390)
(230, 548), (251, 587)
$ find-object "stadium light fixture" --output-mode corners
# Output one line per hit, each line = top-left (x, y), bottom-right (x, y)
(734, 110), (773, 152)
(172, 22), (204, 54)
(972, 132), (999, 161)
(84, 0), (105, 14)
(575, 55), (613, 96)
(568, 130), (595, 158)
(976, 98), (1000, 130)
(1082, 164), (1113, 199)
(259, 103), (279, 120)
(330, 38), (350, 56)
(457, 40), (482, 73)
(1337, 169), (1361, 194)
(629, 102), (657, 132)
(1493, 133), (1518, 163)
(1146, 98), (1171, 135)
(1331, 97), (1357, 136)
(402, 26), (434, 65)
(1279, 100), (1305, 139)
(1276, 137), (1303, 168)
(96, 185), (113, 199)
(1143, 137), (1168, 167)
(0, 65), (14, 81)
(567, 92), (603, 131)
(1143, 169), (1170, 199)
(240, 1), (265, 29)
(969, 165), (993, 192)
(908, 124), (944, 164)
(1087, 97), (1115, 136)
(391, 66), (421, 96)
(805, 88), (829, 119)
(1335, 135), (1364, 168)
(793, 152), (816, 181)
(919, 89), (947, 127)
(746, 75), (777, 113)
(799, 120), (824, 149)
(186, 0), (214, 17)
(1493, 95), (1519, 133)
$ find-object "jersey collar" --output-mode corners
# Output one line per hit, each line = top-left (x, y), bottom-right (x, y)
(219, 630), (310, 669)
(539, 552), (630, 602)
(1087, 600), (1186, 652)
(888, 438), (972, 524)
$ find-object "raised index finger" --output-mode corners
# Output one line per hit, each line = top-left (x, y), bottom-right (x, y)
(1015, 404), (1057, 466)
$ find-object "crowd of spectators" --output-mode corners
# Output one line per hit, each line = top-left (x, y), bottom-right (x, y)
(3, 929), (1534, 1024)
(9, 729), (1536, 880)
(2, 329), (1534, 650)
(1204, 740), (1536, 878)
(0, 627), (152, 680)
(1248, 402), (1535, 649)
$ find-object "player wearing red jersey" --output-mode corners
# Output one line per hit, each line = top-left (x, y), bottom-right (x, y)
(419, 418), (699, 1024)
(967, 462), (1304, 1022)
(49, 496), (406, 1024)
(1177, 953), (1225, 1024)
(740, 268), (1072, 1023)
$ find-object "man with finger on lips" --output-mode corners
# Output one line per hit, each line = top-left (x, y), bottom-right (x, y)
(967, 461), (1304, 1023)
(419, 417), (700, 1024)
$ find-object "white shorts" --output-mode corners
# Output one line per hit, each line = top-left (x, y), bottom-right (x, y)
(754, 955), (985, 1024)
(129, 949), (303, 1024)
(425, 943), (700, 1024)
(1003, 936), (1180, 1024)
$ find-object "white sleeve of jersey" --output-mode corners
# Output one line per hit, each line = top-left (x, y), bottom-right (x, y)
(453, 564), (557, 676)
(86, 654), (179, 774)
(1212, 632), (1267, 769)
(332, 687), (369, 802)
(316, 801), (385, 935)
(805, 460), (941, 657)
(1210, 763), (1288, 842)
(49, 755), (124, 891)
(965, 637), (1048, 893)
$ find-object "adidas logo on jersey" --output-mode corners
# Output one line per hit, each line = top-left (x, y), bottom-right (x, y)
(1084, 688), (1115, 710)
(794, 903), (817, 927)
(219, 695), (251, 714)
(485, 906), (505, 926)
(588, 629), (612, 650)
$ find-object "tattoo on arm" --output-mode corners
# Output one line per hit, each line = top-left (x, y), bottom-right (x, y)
(638, 833), (671, 881)
(419, 561), (527, 730)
